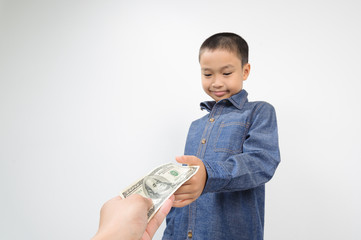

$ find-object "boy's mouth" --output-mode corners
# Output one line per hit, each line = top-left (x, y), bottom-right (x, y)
(212, 91), (228, 97)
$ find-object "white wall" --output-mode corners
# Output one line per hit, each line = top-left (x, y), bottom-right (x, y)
(1, 0), (360, 239)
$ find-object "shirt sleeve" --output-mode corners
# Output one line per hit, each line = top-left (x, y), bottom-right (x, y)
(202, 102), (281, 193)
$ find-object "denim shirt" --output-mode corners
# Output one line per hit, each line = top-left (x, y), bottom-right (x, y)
(162, 90), (280, 240)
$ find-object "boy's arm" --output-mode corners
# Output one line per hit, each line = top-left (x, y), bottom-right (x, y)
(172, 103), (280, 207)
(203, 103), (280, 193)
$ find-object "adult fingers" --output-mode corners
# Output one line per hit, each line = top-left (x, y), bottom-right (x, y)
(142, 195), (175, 240)
(126, 194), (153, 210)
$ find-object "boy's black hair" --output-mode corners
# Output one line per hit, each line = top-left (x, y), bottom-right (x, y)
(199, 32), (249, 66)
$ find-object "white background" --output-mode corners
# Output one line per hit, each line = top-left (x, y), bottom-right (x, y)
(1, 0), (361, 239)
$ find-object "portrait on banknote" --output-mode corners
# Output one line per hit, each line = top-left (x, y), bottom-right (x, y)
(142, 175), (175, 204)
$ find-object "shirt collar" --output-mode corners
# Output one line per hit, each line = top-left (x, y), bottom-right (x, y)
(200, 89), (248, 112)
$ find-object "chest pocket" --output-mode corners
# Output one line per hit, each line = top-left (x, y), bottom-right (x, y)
(213, 121), (249, 154)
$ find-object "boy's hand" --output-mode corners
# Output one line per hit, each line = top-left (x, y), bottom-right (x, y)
(173, 155), (207, 208)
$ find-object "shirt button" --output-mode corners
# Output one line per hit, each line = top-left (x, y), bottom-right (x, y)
(188, 231), (193, 238)
(209, 118), (215, 122)
(201, 139), (206, 144)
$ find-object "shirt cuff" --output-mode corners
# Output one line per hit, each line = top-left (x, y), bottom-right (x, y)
(202, 159), (231, 193)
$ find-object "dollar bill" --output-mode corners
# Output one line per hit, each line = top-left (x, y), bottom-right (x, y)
(120, 163), (199, 221)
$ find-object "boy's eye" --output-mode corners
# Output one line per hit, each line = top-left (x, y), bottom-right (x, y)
(204, 73), (212, 77)
(223, 72), (232, 76)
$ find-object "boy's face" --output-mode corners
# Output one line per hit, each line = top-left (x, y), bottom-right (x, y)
(200, 49), (250, 102)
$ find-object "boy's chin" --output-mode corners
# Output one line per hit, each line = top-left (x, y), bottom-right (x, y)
(211, 95), (231, 102)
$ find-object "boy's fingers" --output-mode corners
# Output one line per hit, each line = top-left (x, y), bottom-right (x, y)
(172, 199), (194, 208)
(174, 193), (197, 201)
(175, 156), (188, 164)
(174, 185), (196, 194)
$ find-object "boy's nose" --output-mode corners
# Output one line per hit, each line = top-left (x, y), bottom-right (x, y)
(212, 77), (223, 88)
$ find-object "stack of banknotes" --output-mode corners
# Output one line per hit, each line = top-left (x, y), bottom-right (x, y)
(120, 163), (199, 221)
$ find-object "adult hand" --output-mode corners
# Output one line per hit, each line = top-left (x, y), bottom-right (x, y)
(92, 194), (174, 240)
(93, 194), (152, 240)
(141, 195), (175, 240)
(172, 155), (207, 208)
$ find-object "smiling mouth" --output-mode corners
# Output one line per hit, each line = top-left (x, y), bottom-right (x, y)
(212, 91), (228, 97)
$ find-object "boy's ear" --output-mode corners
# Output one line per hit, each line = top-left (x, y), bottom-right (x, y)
(242, 63), (251, 81)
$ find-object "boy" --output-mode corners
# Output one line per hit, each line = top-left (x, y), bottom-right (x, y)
(162, 32), (280, 240)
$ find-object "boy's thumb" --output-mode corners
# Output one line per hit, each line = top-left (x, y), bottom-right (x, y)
(176, 155), (198, 166)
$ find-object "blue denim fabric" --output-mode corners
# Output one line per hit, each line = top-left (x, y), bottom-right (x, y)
(162, 90), (280, 240)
